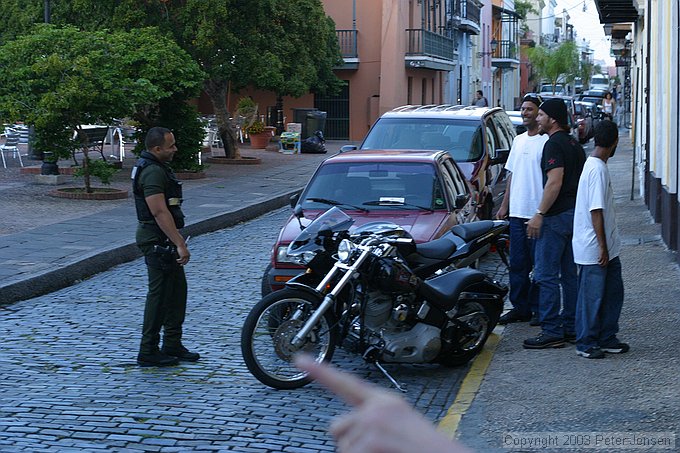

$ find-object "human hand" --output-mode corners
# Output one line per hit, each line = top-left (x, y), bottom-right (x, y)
(597, 246), (609, 267)
(176, 244), (190, 265)
(295, 355), (471, 453)
(526, 214), (543, 239)
(495, 204), (508, 220)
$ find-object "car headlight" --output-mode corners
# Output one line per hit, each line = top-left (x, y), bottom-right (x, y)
(277, 246), (315, 265)
(337, 239), (356, 263)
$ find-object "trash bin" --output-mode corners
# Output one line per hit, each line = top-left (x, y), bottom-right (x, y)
(305, 111), (327, 139)
(292, 108), (319, 139)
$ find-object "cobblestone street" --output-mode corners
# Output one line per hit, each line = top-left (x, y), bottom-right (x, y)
(0, 208), (481, 452)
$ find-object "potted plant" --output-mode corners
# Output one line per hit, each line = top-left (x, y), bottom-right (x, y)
(245, 120), (273, 149)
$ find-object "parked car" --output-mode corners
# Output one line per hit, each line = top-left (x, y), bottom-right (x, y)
(506, 110), (527, 135)
(574, 100), (598, 144)
(342, 105), (516, 220)
(540, 83), (566, 95)
(589, 75), (610, 92)
(262, 149), (476, 294)
(578, 89), (608, 108)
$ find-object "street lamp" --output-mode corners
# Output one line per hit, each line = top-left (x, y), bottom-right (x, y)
(477, 39), (498, 58)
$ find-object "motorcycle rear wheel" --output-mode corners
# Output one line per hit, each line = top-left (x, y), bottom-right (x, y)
(438, 300), (499, 367)
(241, 289), (338, 389)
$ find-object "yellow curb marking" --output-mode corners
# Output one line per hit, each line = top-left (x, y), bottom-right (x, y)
(437, 325), (505, 439)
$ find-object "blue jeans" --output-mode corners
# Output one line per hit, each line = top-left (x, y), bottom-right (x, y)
(508, 217), (537, 316)
(575, 257), (624, 352)
(534, 209), (578, 338)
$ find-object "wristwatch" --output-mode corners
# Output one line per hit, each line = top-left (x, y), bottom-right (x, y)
(535, 209), (544, 216)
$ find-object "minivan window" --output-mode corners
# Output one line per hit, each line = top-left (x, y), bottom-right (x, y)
(361, 118), (482, 162)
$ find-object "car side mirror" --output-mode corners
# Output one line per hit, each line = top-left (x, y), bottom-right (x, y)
(490, 148), (510, 165)
(454, 193), (470, 209)
(290, 192), (300, 209)
(340, 144), (358, 152)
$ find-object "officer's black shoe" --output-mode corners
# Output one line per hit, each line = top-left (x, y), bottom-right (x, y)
(498, 309), (532, 325)
(161, 345), (200, 362)
(137, 351), (180, 367)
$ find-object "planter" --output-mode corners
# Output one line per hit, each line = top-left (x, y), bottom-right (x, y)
(50, 187), (129, 200)
(248, 131), (273, 149)
(205, 156), (261, 165)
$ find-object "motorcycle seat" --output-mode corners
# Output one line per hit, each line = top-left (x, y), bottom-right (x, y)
(414, 234), (459, 260)
(419, 267), (486, 311)
(450, 220), (496, 242)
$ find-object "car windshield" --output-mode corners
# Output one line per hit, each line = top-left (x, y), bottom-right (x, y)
(301, 161), (446, 211)
(360, 118), (483, 162)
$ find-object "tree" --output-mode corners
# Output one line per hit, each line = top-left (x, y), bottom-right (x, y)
(0, 25), (203, 192)
(528, 41), (580, 93)
(37, 0), (343, 159)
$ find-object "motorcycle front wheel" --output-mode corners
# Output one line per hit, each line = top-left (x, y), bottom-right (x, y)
(241, 289), (338, 389)
(438, 300), (499, 367)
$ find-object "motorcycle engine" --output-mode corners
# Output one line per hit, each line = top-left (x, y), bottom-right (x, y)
(360, 291), (441, 363)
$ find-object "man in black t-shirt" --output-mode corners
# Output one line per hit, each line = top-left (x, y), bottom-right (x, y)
(524, 99), (586, 349)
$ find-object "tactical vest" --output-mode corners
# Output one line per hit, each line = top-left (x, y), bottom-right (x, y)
(132, 151), (185, 229)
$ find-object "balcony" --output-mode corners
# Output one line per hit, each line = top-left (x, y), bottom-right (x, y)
(452, 0), (482, 35)
(491, 39), (520, 69)
(405, 29), (457, 71)
(335, 30), (359, 70)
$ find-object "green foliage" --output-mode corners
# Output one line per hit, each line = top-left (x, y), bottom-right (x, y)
(514, 0), (539, 20)
(0, 25), (203, 191)
(0, 0), (343, 161)
(73, 159), (119, 185)
(132, 98), (205, 173)
(235, 97), (259, 129)
(245, 121), (266, 135)
(528, 41), (580, 91)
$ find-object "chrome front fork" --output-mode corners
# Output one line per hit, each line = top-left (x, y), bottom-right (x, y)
(291, 248), (370, 348)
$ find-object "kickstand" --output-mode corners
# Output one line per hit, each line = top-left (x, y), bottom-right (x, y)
(374, 361), (408, 393)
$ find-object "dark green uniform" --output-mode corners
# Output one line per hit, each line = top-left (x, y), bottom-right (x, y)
(133, 151), (187, 356)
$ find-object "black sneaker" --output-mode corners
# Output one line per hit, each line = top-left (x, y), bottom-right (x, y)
(137, 351), (180, 367)
(601, 342), (630, 354)
(523, 333), (565, 349)
(576, 347), (605, 359)
(498, 309), (532, 325)
(161, 345), (200, 362)
(529, 313), (540, 326)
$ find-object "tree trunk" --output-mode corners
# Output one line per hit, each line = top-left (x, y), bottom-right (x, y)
(75, 125), (93, 193)
(205, 79), (239, 159)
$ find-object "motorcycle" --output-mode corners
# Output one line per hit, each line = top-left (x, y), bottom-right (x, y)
(241, 207), (508, 390)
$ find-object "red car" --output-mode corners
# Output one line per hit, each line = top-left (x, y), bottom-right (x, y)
(262, 149), (476, 294)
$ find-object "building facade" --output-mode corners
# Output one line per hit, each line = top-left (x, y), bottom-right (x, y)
(594, 0), (680, 262)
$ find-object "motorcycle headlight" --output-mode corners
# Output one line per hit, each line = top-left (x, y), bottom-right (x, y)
(337, 239), (356, 263)
(277, 246), (315, 265)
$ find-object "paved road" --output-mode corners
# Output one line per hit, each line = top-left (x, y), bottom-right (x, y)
(0, 207), (482, 452)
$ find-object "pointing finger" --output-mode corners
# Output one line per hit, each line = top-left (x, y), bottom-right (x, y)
(294, 355), (375, 407)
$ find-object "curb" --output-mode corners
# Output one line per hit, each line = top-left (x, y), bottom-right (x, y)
(437, 326), (505, 438)
(0, 188), (302, 306)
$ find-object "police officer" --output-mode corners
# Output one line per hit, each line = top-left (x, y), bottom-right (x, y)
(132, 126), (199, 367)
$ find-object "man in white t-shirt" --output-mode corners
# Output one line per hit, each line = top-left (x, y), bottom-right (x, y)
(496, 94), (548, 324)
(572, 120), (628, 359)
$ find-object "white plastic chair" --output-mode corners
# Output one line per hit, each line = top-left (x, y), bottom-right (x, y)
(0, 133), (23, 168)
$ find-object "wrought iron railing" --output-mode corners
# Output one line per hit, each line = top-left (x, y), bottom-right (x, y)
(493, 40), (518, 60)
(405, 29), (455, 60)
(453, 0), (481, 25)
(336, 30), (358, 59)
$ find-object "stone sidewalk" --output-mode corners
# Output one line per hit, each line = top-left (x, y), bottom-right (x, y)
(456, 130), (680, 452)
(0, 143), (337, 305)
